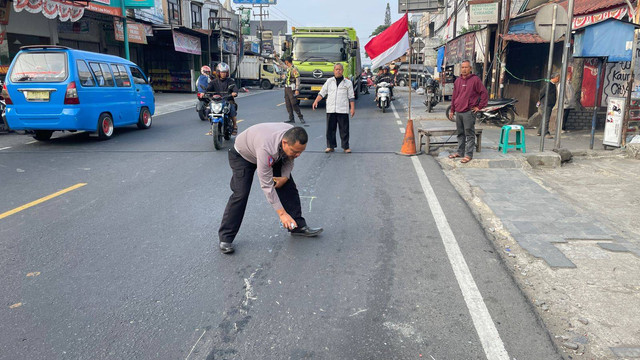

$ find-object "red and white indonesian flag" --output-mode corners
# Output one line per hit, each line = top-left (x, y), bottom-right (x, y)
(365, 14), (410, 70)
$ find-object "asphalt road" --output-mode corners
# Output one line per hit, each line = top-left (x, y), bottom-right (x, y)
(0, 90), (560, 360)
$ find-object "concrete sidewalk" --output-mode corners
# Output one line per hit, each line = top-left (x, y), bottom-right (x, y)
(395, 88), (640, 359)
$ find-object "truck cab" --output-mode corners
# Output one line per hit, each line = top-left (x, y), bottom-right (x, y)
(287, 27), (361, 100)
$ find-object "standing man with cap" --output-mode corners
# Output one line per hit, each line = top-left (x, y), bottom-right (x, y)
(448, 60), (488, 164)
(218, 123), (323, 254)
(312, 63), (356, 153)
(283, 57), (305, 124)
(537, 72), (559, 138)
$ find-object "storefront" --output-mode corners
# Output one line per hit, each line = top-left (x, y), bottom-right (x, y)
(146, 28), (202, 92)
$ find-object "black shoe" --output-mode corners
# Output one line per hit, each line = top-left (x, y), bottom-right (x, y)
(284, 119), (295, 124)
(290, 226), (323, 237)
(299, 118), (306, 124)
(219, 242), (235, 254)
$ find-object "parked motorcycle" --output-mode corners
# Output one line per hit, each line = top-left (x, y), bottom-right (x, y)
(376, 82), (392, 113)
(423, 77), (440, 113)
(206, 92), (235, 150)
(446, 98), (517, 125)
(196, 92), (210, 121)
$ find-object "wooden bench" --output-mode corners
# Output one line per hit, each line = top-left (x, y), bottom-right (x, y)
(417, 127), (483, 153)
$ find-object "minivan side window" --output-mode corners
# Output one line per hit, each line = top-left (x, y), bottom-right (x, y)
(76, 60), (95, 87)
(100, 63), (115, 87)
(129, 67), (148, 85)
(112, 64), (132, 87)
(89, 62), (112, 87)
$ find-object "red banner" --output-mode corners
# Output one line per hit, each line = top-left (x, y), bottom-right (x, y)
(573, 6), (628, 30)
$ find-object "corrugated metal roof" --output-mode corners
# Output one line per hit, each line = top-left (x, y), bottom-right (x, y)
(516, 0), (629, 18)
(501, 33), (564, 43)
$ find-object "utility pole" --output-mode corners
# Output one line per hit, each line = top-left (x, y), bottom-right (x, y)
(553, 0), (575, 149)
(253, 4), (269, 57)
(622, 3), (640, 147)
(497, 0), (512, 98)
(490, 0), (503, 98)
(120, 1), (129, 60)
(452, 0), (457, 38)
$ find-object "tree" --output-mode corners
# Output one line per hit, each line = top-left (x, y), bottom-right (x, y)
(384, 3), (391, 26)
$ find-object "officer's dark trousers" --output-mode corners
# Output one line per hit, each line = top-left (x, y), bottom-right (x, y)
(326, 112), (350, 150)
(218, 148), (307, 244)
(284, 87), (304, 122)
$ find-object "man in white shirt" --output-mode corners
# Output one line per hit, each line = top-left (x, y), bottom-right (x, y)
(312, 63), (356, 153)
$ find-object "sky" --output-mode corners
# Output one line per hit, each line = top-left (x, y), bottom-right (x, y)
(228, 0), (407, 64)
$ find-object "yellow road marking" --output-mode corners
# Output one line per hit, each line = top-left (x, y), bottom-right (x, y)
(277, 102), (285, 107)
(237, 119), (244, 123)
(0, 183), (87, 220)
(26, 272), (41, 277)
(9, 303), (22, 309)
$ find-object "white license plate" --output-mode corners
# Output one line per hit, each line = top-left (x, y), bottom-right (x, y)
(25, 91), (50, 101)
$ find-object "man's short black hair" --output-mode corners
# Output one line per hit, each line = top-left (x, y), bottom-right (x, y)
(284, 57), (293, 63)
(283, 126), (308, 145)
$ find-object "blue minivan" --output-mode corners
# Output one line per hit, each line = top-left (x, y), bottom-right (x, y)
(3, 45), (155, 140)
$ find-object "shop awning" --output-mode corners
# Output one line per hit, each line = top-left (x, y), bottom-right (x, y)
(573, 18), (640, 61)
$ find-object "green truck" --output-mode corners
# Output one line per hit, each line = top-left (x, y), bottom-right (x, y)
(284, 27), (361, 100)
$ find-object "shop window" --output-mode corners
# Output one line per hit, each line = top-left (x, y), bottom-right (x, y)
(168, 0), (180, 24)
(191, 3), (202, 29)
(77, 60), (95, 87)
(130, 67), (148, 85)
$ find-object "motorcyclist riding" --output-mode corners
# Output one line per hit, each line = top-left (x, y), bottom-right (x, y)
(197, 65), (211, 92)
(376, 65), (394, 101)
(206, 62), (239, 135)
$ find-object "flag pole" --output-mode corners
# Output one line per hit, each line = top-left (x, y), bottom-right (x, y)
(405, 9), (411, 121)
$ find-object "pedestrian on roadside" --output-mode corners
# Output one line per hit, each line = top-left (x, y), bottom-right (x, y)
(561, 71), (574, 133)
(312, 63), (356, 153)
(448, 60), (488, 164)
(537, 73), (559, 138)
(217, 123), (323, 254)
(283, 57), (305, 124)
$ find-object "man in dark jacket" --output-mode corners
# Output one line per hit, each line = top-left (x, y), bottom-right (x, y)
(537, 73), (559, 137)
(448, 60), (488, 163)
(206, 62), (239, 135)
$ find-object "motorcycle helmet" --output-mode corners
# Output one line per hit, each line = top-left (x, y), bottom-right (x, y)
(201, 65), (211, 74)
(217, 62), (230, 74)
(365, 67), (370, 72)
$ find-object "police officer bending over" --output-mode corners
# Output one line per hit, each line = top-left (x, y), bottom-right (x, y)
(218, 123), (323, 254)
(207, 62), (239, 135)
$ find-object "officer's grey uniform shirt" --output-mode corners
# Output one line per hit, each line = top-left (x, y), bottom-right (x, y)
(318, 77), (355, 114)
(234, 123), (295, 211)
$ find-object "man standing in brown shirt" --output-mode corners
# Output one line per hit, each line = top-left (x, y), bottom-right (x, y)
(218, 123), (323, 254)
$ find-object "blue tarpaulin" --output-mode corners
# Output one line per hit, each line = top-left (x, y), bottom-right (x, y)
(573, 19), (640, 62)
(437, 47), (445, 73)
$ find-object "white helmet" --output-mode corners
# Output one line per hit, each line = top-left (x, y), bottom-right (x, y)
(216, 62), (230, 74)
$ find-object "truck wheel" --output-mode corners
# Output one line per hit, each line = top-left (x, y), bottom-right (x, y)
(398, 79), (406, 87)
(33, 130), (53, 141)
(261, 80), (272, 90)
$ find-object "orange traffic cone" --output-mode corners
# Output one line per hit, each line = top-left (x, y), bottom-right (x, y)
(396, 119), (423, 156)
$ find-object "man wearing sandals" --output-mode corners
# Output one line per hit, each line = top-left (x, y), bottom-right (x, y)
(206, 62), (239, 135)
(448, 60), (488, 163)
(312, 63), (356, 153)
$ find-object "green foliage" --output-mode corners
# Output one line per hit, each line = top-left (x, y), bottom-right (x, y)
(371, 24), (389, 37)
(459, 25), (482, 35)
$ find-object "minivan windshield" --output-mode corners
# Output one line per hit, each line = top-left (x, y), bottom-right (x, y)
(10, 52), (68, 82)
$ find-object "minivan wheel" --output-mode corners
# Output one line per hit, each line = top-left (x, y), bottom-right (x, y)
(137, 107), (152, 129)
(33, 130), (53, 141)
(98, 113), (114, 140)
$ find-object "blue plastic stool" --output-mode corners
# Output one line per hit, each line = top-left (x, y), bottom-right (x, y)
(498, 125), (526, 153)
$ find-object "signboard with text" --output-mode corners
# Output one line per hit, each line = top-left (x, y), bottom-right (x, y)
(469, 0), (498, 25)
(173, 30), (201, 55)
(114, 20), (147, 44)
(124, 0), (154, 8)
(398, 0), (442, 13)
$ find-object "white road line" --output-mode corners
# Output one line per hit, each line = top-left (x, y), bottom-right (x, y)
(410, 156), (509, 360)
(0, 146), (11, 151)
(399, 127), (405, 134)
(396, 120), (402, 125)
(25, 140), (38, 144)
(390, 102), (400, 119)
(185, 329), (206, 360)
